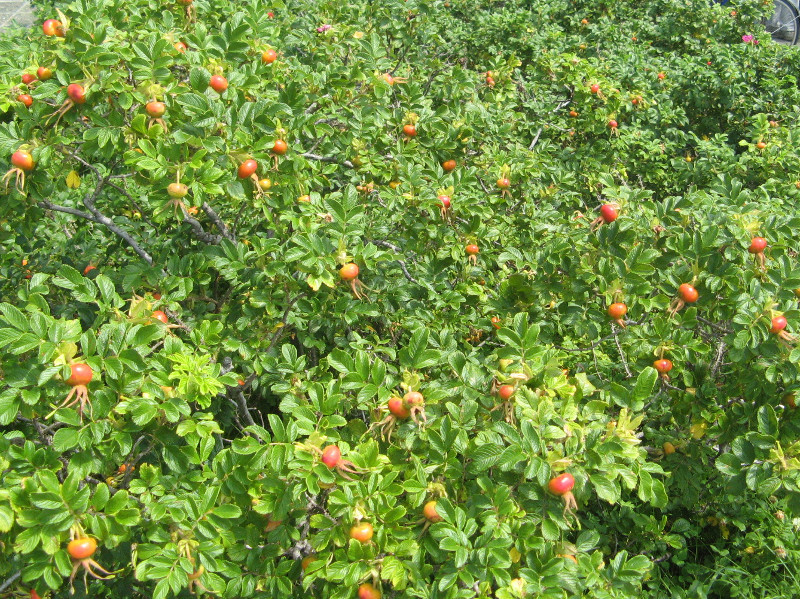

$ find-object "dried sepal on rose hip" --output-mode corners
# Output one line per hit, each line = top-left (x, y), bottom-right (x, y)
(46, 82), (89, 128)
(47, 362), (95, 420)
(747, 236), (768, 270)
(185, 555), (209, 595)
(769, 314), (795, 344)
(465, 243), (479, 266)
(369, 396), (411, 440)
(668, 283), (698, 316)
(145, 99), (169, 131)
(403, 390), (426, 424)
(339, 262), (369, 300)
(653, 358), (673, 381)
(382, 72), (407, 85)
(437, 194), (451, 221)
(67, 533), (115, 592)
(315, 444), (362, 479)
(591, 203), (619, 230)
(491, 382), (517, 424)
(4, 148), (35, 192)
(548, 472), (578, 515)
(607, 302), (627, 327)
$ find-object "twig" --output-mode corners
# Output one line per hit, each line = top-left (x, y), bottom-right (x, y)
(661, 380), (684, 392)
(61, 151), (154, 265)
(306, 134), (326, 155)
(302, 152), (354, 169)
(394, 259), (419, 284)
(526, 86), (573, 151)
(423, 68), (446, 96)
(653, 553), (672, 564)
(180, 205), (222, 244)
(697, 316), (733, 334)
(370, 240), (401, 252)
(528, 127), (543, 151)
(710, 340), (727, 378)
(283, 511), (313, 560)
(0, 571), (21, 593)
(553, 317), (647, 353)
(162, 308), (191, 332)
(390, 42), (408, 76)
(612, 323), (633, 378)
(554, 332), (617, 352)
(202, 202), (235, 242)
(506, 193), (528, 215)
(232, 388), (257, 427)
(220, 357), (234, 375)
(105, 180), (156, 228)
(265, 292), (307, 354)
(39, 200), (100, 223)
(121, 437), (154, 487)
(368, 240), (420, 284)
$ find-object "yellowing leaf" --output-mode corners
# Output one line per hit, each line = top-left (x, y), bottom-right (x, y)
(66, 170), (81, 188)
(690, 421), (708, 439)
(307, 274), (322, 291)
(55, 342), (78, 365)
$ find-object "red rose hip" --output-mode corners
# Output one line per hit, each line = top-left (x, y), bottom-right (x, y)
(748, 237), (767, 253)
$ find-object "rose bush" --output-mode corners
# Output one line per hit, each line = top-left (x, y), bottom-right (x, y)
(1, 0), (799, 597)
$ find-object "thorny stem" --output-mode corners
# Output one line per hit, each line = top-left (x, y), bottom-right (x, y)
(612, 323), (633, 378)
(0, 571), (21, 593)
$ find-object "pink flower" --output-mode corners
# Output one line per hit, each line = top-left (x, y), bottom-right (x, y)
(742, 34), (758, 44)
(317, 24), (332, 33)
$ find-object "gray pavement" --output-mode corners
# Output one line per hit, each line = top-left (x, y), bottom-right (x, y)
(0, 0), (34, 31)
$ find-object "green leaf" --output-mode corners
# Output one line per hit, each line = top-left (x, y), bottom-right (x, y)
(327, 349), (354, 373)
(0, 391), (19, 425)
(469, 444), (502, 471)
(52, 428), (79, 452)
(756, 405), (778, 437)
(189, 68), (211, 92)
(591, 474), (620, 504)
(105, 490), (129, 515)
(153, 577), (170, 599)
(115, 508), (141, 526)
(715, 453), (742, 477)
(92, 483), (110, 511)
(575, 530), (600, 553)
(541, 518), (560, 541)
(650, 479), (668, 508)
(496, 327), (522, 349)
(37, 366), (62, 386)
(53, 265), (85, 289)
(633, 367), (658, 402)
(0, 303), (29, 331)
(0, 505), (15, 532)
(212, 504), (242, 518)
(399, 328), (439, 369)
(132, 325), (163, 346)
(380, 555), (407, 589)
(0, 327), (23, 348)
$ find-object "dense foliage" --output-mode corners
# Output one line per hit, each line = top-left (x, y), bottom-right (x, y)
(1, 0), (800, 597)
